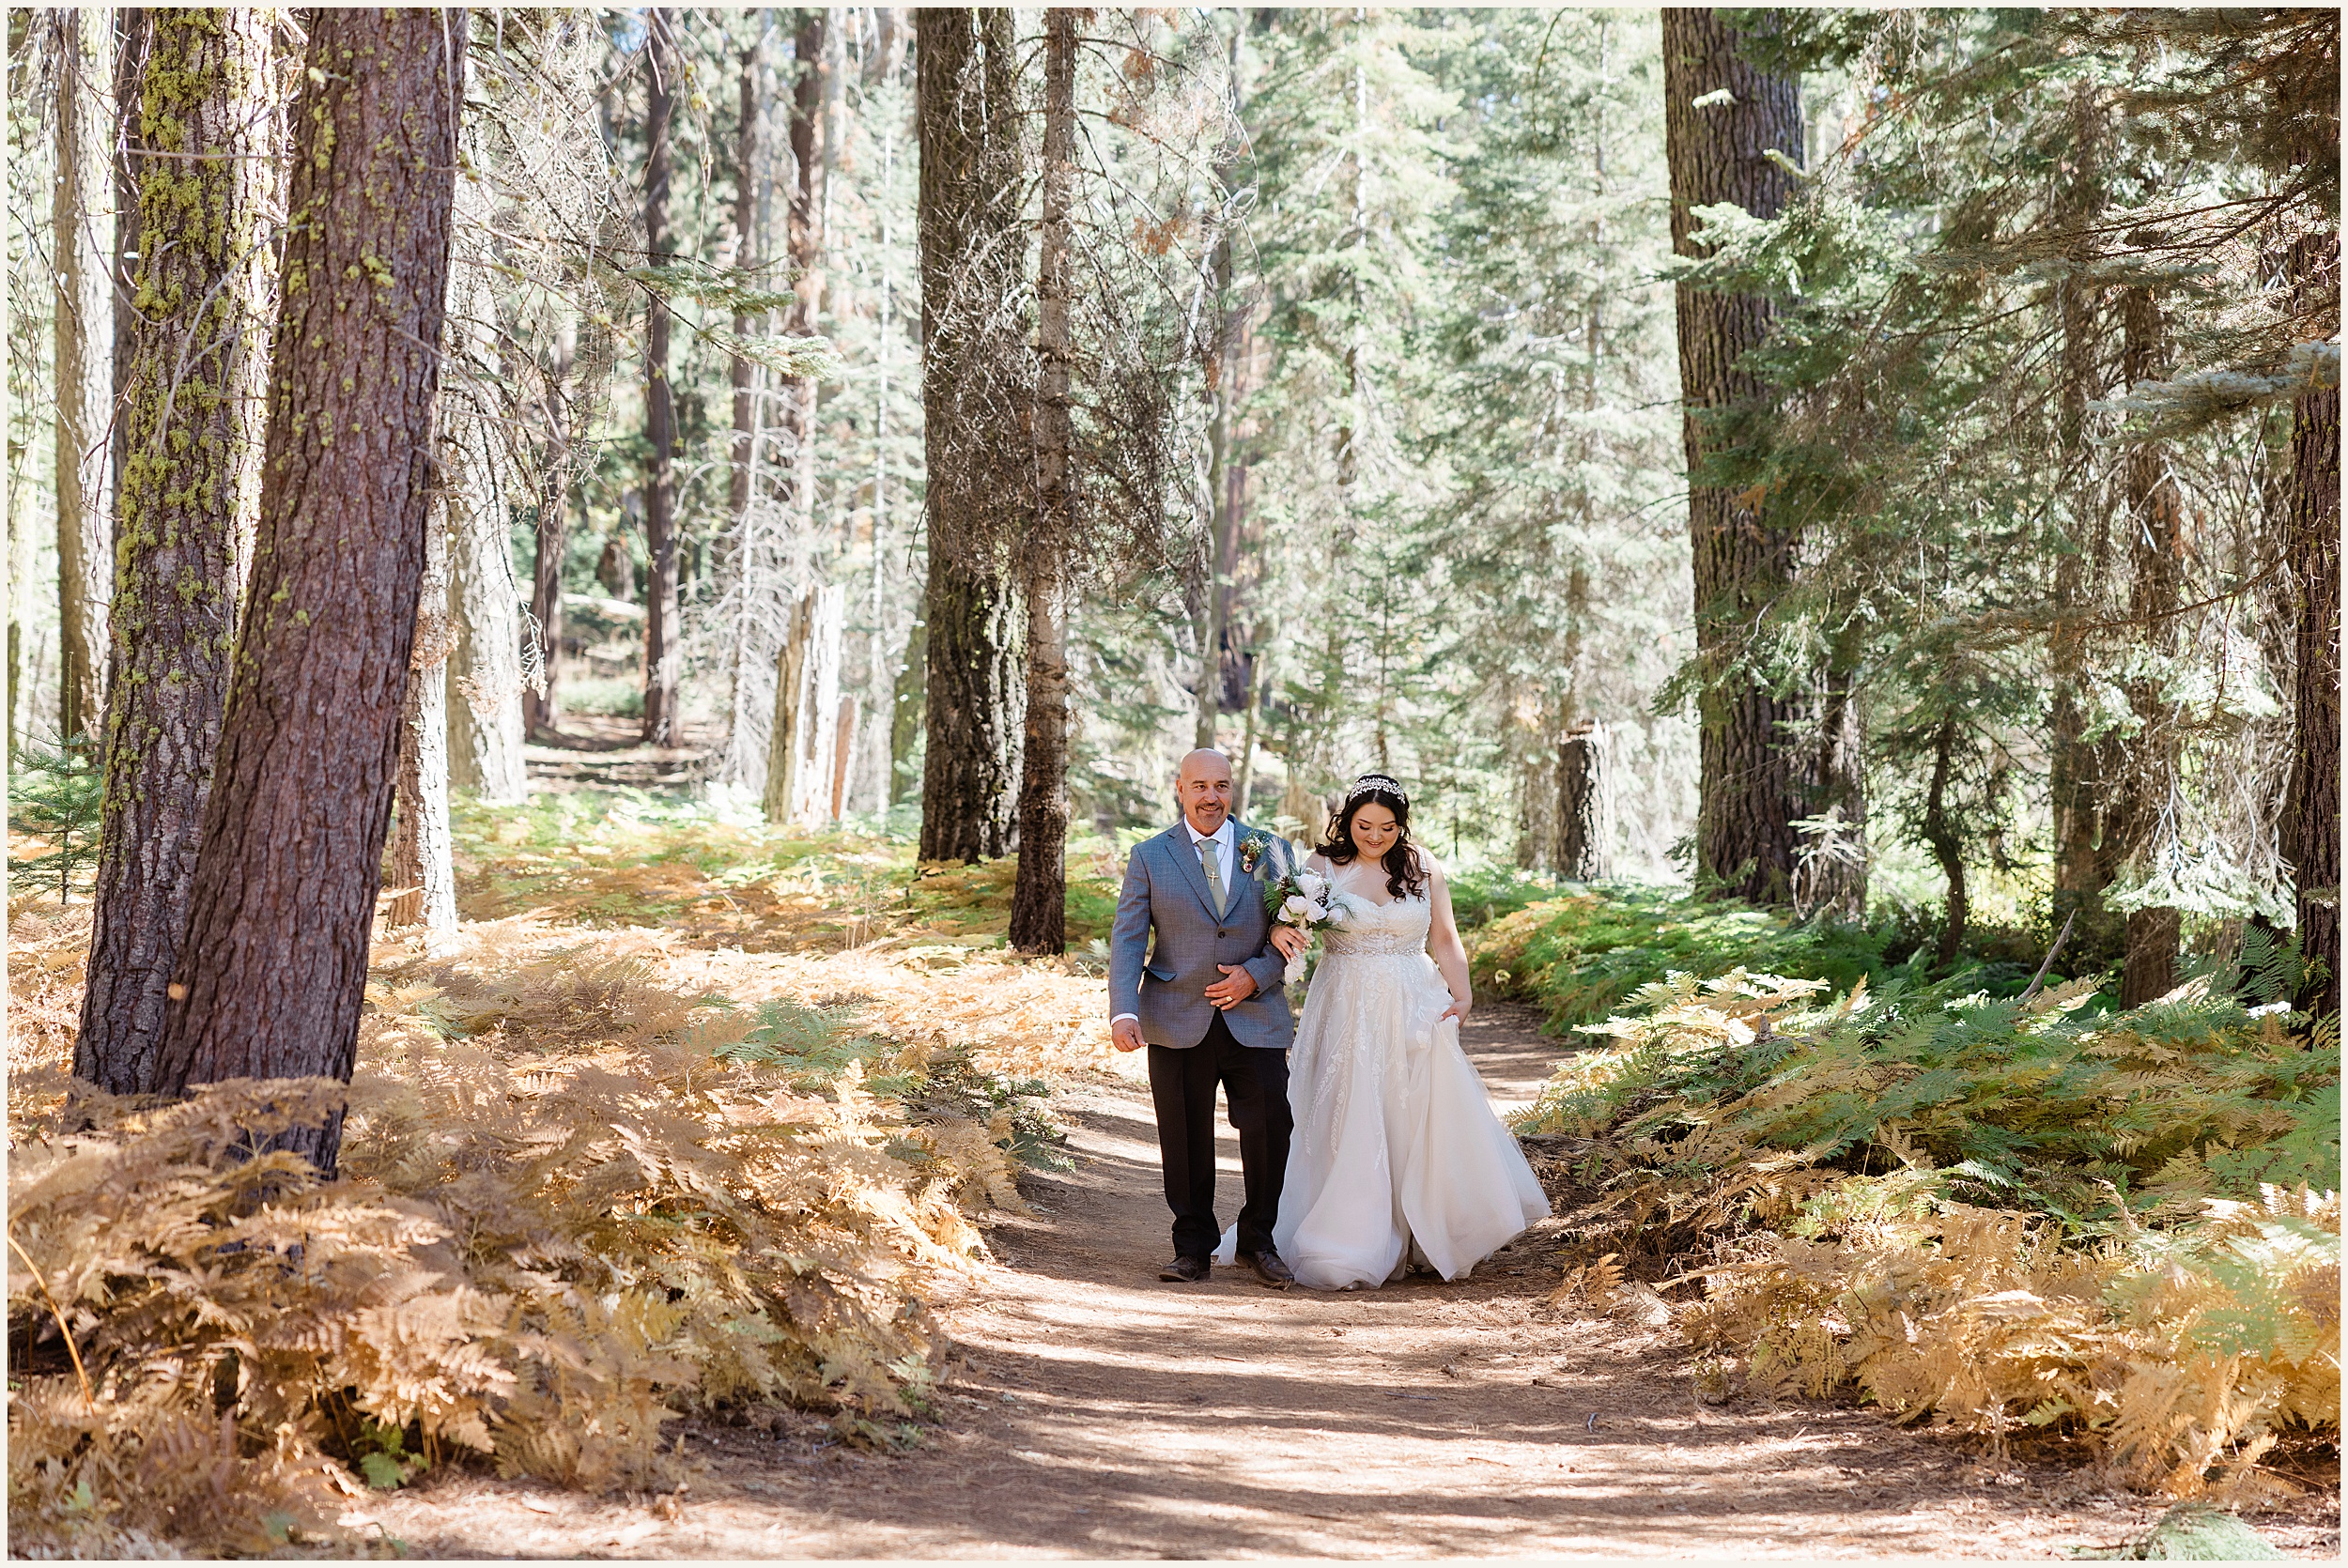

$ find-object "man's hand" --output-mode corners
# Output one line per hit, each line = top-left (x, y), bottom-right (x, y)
(1270, 925), (1308, 962)
(1204, 963), (1259, 1009)
(1110, 1016), (1148, 1053)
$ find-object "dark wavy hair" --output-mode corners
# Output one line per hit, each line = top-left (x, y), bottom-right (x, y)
(1318, 777), (1428, 900)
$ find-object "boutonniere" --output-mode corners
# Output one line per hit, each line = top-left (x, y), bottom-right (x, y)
(1238, 830), (1275, 877)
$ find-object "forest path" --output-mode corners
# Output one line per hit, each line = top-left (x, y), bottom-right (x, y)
(368, 1001), (2193, 1560)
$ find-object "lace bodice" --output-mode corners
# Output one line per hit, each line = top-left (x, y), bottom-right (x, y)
(1321, 888), (1432, 958)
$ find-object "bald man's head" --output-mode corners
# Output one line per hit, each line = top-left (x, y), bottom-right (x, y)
(1176, 748), (1234, 836)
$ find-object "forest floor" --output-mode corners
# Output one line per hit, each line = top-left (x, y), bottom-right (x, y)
(361, 982), (2334, 1560)
(20, 722), (2324, 1560)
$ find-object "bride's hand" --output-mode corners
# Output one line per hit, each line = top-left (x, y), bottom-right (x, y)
(1270, 925), (1308, 962)
(1440, 992), (1472, 1023)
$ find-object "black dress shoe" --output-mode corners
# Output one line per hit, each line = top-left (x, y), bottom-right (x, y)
(1240, 1248), (1295, 1288)
(1160, 1254), (1211, 1283)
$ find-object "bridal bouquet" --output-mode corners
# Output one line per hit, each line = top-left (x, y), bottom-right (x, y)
(1255, 842), (1346, 984)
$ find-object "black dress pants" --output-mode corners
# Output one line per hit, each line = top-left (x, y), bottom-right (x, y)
(1147, 1012), (1292, 1262)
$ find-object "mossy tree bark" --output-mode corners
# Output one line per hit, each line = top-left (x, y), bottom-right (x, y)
(640, 9), (684, 746)
(1011, 8), (1079, 954)
(53, 8), (114, 744)
(153, 8), (465, 1177)
(1662, 8), (1806, 906)
(76, 8), (274, 1099)
(915, 7), (1026, 865)
(107, 8), (149, 575)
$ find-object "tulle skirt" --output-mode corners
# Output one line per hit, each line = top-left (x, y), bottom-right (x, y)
(1223, 949), (1549, 1289)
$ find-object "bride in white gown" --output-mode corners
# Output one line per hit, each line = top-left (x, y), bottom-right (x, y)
(1221, 774), (1549, 1289)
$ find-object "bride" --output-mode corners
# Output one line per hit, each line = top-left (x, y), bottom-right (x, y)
(1224, 774), (1549, 1289)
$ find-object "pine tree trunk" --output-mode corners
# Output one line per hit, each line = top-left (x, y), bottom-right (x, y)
(1803, 627), (1869, 918)
(728, 26), (765, 548)
(915, 7), (1025, 865)
(447, 479), (528, 801)
(719, 26), (768, 786)
(108, 9), (147, 584)
(2048, 83), (2109, 915)
(1011, 7), (1079, 955)
(53, 8), (113, 744)
(2285, 233), (2341, 1020)
(1662, 8), (1804, 905)
(76, 9), (273, 1097)
(780, 8), (829, 567)
(640, 10), (684, 746)
(444, 268), (529, 803)
(153, 8), (464, 1177)
(1922, 715), (1967, 963)
(1555, 722), (1614, 883)
(2118, 285), (2183, 1007)
(798, 584), (845, 823)
(764, 590), (812, 823)
(524, 319), (574, 738)
(392, 500), (458, 931)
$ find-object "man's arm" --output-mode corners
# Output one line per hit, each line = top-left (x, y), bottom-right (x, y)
(1240, 940), (1287, 999)
(1107, 840), (1153, 1023)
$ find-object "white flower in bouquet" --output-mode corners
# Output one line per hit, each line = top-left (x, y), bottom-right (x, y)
(1282, 894), (1313, 923)
(1297, 870), (1327, 897)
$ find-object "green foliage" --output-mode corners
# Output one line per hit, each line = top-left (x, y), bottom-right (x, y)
(2078, 1501), (2284, 1560)
(1471, 883), (1939, 1030)
(8, 736), (103, 901)
(1518, 967), (2338, 1233)
(718, 997), (919, 1101)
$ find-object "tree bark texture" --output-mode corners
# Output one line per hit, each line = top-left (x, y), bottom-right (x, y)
(915, 7), (1027, 864)
(1800, 634), (1868, 918)
(108, 8), (149, 583)
(392, 500), (458, 932)
(2117, 286), (2182, 1007)
(762, 582), (844, 825)
(779, 8), (829, 556)
(446, 449), (528, 802)
(76, 8), (274, 1097)
(444, 244), (529, 803)
(524, 320), (574, 736)
(1662, 8), (1804, 905)
(2048, 82), (2109, 913)
(1555, 722), (1614, 883)
(640, 10), (684, 746)
(2285, 232), (2341, 1019)
(54, 8), (114, 744)
(727, 26), (765, 546)
(154, 8), (464, 1179)
(1012, 7), (1080, 955)
(718, 26), (768, 787)
(1922, 716), (1967, 963)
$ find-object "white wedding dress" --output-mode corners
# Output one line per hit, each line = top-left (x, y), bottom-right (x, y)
(1220, 858), (1550, 1289)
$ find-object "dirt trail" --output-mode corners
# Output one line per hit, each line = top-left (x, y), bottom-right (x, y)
(365, 997), (2338, 1560)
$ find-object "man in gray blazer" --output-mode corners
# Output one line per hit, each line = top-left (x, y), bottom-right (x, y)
(1109, 748), (1299, 1287)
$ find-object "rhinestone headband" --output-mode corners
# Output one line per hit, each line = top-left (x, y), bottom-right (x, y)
(1344, 774), (1408, 808)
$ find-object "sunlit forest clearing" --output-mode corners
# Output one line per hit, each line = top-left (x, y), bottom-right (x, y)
(6, 4), (2340, 1558)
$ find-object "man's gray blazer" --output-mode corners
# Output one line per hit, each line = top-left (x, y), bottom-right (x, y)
(1108, 821), (1293, 1051)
